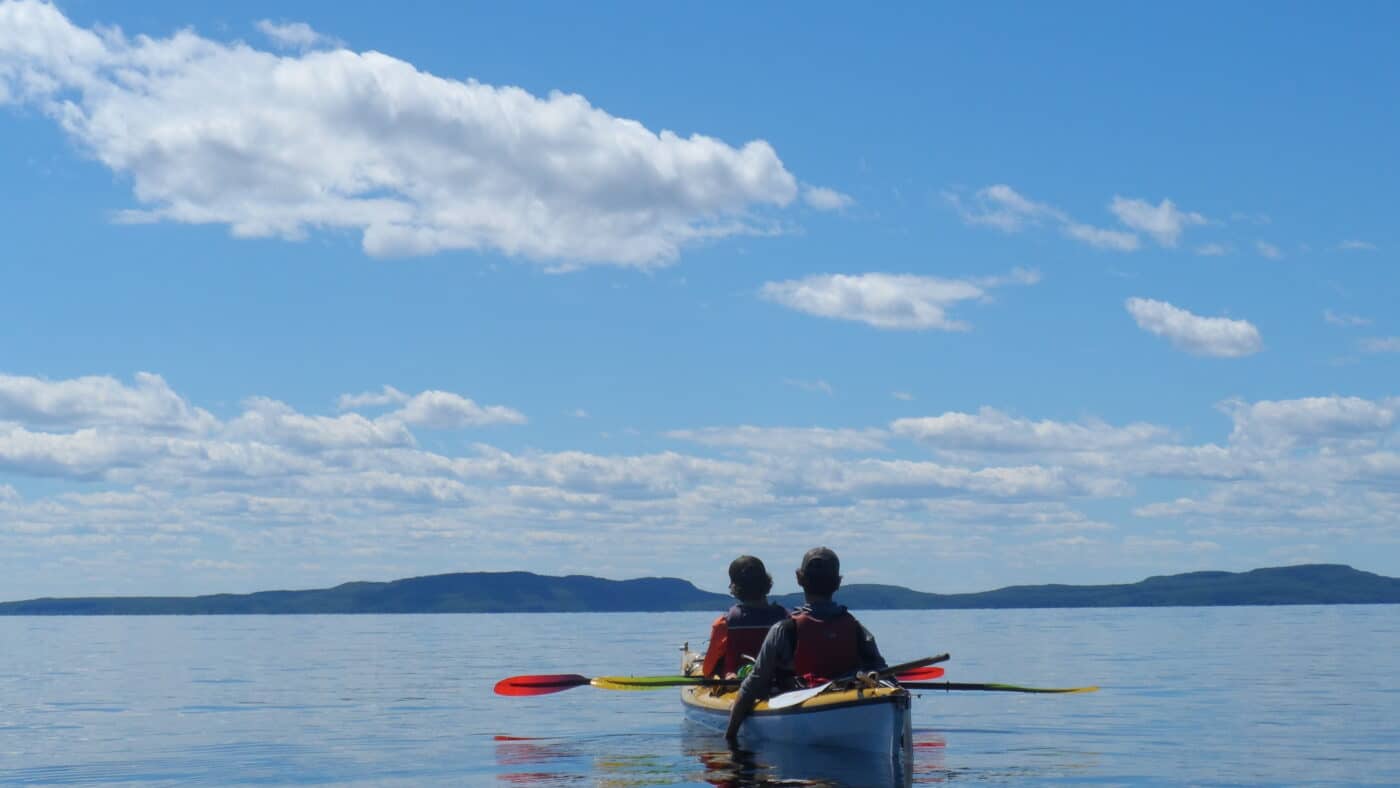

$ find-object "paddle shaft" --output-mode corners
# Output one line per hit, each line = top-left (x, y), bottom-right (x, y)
(903, 681), (1098, 694)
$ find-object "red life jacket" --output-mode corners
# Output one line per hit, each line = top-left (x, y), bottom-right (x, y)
(791, 609), (861, 681)
(721, 603), (786, 675)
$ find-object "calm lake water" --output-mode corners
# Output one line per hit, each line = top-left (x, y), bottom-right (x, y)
(0, 606), (1396, 786)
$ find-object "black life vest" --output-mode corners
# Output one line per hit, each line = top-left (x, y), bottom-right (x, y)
(721, 602), (786, 675)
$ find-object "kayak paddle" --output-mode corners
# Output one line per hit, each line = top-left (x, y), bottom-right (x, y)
(494, 673), (729, 696)
(497, 654), (949, 697)
(902, 681), (1098, 694)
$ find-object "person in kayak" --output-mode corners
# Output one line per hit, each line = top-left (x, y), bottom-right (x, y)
(725, 546), (890, 743)
(701, 555), (788, 678)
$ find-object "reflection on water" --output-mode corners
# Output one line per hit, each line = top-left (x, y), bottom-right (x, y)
(492, 727), (935, 787)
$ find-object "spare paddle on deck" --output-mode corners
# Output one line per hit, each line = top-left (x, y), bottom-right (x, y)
(903, 681), (1098, 694)
(765, 653), (952, 710)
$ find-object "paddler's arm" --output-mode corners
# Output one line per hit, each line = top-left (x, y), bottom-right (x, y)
(855, 617), (889, 673)
(724, 619), (795, 742)
(701, 617), (727, 677)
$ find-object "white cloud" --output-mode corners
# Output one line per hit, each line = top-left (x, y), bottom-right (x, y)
(946, 184), (1064, 232)
(255, 20), (340, 50)
(949, 187), (1211, 252)
(386, 390), (526, 429)
(1256, 240), (1283, 259)
(1108, 196), (1207, 247)
(1195, 242), (1230, 256)
(1223, 396), (1397, 448)
(892, 407), (1168, 453)
(336, 385), (410, 411)
(0, 372), (214, 432)
(802, 186), (853, 211)
(892, 391), (914, 401)
(3, 368), (1399, 599)
(1125, 297), (1263, 358)
(227, 397), (415, 452)
(0, 1), (814, 267)
(761, 268), (1035, 331)
(1338, 240), (1377, 251)
(1362, 337), (1400, 353)
(1063, 222), (1140, 251)
(1323, 310), (1371, 327)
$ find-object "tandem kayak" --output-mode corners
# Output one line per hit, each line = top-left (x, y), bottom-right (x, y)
(679, 650), (912, 758)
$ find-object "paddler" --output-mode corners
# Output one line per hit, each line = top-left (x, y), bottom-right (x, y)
(701, 555), (788, 678)
(724, 546), (890, 743)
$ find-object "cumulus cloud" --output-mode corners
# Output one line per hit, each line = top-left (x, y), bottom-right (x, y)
(0, 1), (817, 267)
(892, 407), (1168, 453)
(386, 390), (526, 429)
(1125, 297), (1263, 358)
(760, 268), (1036, 331)
(0, 372), (214, 432)
(2, 367), (1399, 598)
(1222, 396), (1397, 448)
(1108, 197), (1207, 247)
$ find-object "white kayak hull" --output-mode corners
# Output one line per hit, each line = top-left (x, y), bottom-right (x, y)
(680, 684), (912, 757)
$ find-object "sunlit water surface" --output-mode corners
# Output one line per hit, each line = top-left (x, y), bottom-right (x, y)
(1, 606), (1396, 786)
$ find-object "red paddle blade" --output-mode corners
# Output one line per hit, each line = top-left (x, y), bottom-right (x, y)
(494, 674), (592, 696)
(897, 666), (946, 681)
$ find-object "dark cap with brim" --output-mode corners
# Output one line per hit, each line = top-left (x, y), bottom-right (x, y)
(799, 546), (840, 578)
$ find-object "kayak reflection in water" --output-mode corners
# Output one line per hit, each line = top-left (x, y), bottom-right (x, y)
(701, 556), (789, 679)
(725, 547), (891, 742)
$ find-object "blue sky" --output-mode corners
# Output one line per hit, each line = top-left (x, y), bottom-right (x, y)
(1, 1), (1397, 600)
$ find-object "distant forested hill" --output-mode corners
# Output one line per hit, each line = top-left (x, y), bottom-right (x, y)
(1, 564), (1396, 615)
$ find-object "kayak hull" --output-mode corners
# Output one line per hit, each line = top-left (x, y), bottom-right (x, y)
(680, 683), (912, 757)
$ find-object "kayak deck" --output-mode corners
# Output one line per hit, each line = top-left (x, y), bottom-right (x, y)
(680, 651), (912, 757)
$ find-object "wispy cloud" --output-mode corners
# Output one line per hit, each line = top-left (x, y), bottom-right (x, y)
(1108, 197), (1207, 247)
(1323, 310), (1371, 327)
(1125, 298), (1263, 358)
(1338, 240), (1377, 251)
(0, 2), (821, 267)
(761, 268), (1037, 331)
(1256, 240), (1283, 260)
(949, 186), (1208, 252)
(802, 186), (854, 211)
(1195, 242), (1231, 256)
(255, 19), (342, 50)
(783, 378), (835, 396)
(1361, 337), (1400, 353)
